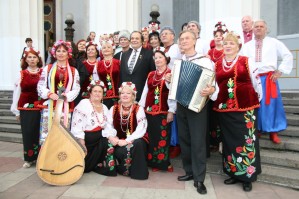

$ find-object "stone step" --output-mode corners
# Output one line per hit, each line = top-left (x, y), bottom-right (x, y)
(0, 103), (11, 109)
(0, 123), (21, 133)
(286, 114), (299, 126)
(281, 91), (299, 98)
(0, 91), (13, 96)
(0, 116), (20, 124)
(281, 126), (299, 137)
(284, 105), (299, 114)
(0, 109), (14, 116)
(0, 98), (12, 104)
(0, 132), (22, 143)
(283, 98), (299, 106)
(258, 164), (299, 189)
(260, 149), (299, 169)
(204, 152), (299, 189)
(259, 136), (299, 152)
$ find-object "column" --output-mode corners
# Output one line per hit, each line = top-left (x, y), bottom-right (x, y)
(89, 0), (141, 41)
(0, 0), (43, 90)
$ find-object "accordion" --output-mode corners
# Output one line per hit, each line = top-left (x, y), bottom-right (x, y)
(169, 60), (215, 112)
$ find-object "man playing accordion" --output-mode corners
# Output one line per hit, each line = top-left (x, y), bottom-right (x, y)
(165, 30), (216, 195)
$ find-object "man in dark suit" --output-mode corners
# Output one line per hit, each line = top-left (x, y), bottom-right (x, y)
(120, 31), (155, 101)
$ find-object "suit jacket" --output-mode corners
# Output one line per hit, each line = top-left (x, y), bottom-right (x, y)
(120, 48), (155, 101)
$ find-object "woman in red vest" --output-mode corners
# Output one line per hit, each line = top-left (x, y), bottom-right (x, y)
(213, 32), (262, 192)
(108, 82), (149, 180)
(11, 47), (43, 168)
(139, 50), (176, 172)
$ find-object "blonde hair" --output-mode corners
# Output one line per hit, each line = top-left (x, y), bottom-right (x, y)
(118, 82), (137, 103)
(223, 31), (242, 50)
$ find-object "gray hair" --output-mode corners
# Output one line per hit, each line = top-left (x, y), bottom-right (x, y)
(254, 19), (267, 28)
(179, 30), (197, 40)
(254, 19), (269, 33)
(187, 20), (201, 30)
(118, 30), (130, 41)
(160, 26), (176, 37)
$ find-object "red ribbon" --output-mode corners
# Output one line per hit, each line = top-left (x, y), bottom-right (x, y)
(259, 72), (278, 105)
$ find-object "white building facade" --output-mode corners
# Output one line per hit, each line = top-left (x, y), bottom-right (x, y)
(0, 0), (298, 90)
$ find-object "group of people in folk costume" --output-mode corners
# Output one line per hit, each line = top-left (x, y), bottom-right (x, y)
(11, 16), (293, 194)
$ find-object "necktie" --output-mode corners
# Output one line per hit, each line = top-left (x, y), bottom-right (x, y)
(128, 50), (137, 74)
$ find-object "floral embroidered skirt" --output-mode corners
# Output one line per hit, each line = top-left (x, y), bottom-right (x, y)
(20, 110), (41, 162)
(84, 130), (117, 176)
(114, 138), (148, 180)
(146, 114), (171, 170)
(217, 109), (261, 182)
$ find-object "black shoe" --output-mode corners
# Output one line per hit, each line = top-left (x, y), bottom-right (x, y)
(243, 182), (252, 192)
(224, 177), (239, 185)
(196, 182), (207, 194)
(177, 174), (193, 181)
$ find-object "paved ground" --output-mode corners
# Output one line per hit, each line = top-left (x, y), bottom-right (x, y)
(0, 141), (298, 199)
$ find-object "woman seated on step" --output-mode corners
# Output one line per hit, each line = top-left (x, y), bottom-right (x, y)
(108, 82), (149, 180)
(71, 80), (117, 176)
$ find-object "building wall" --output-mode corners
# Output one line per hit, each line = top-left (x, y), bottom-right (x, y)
(261, 0), (299, 89)
(0, 0), (44, 90)
(200, 0), (260, 41)
(55, 0), (89, 42)
(89, 0), (140, 43)
(1, 0), (298, 90)
(141, 0), (173, 29)
(173, 0), (199, 39)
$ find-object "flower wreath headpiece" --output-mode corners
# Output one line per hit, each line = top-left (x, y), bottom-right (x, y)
(213, 21), (228, 35)
(85, 41), (98, 47)
(119, 82), (137, 95)
(51, 40), (73, 58)
(148, 22), (160, 33)
(87, 80), (107, 92)
(23, 47), (41, 58)
(153, 46), (170, 59)
(141, 26), (149, 32)
(101, 40), (115, 48)
(225, 31), (243, 49)
(99, 33), (109, 42)
(231, 31), (242, 44)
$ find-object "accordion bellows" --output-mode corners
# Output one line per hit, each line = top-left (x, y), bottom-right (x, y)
(169, 60), (215, 112)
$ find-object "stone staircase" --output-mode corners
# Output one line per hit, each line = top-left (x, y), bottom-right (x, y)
(202, 91), (299, 190)
(172, 91), (299, 190)
(0, 91), (22, 142)
(1, 90), (299, 189)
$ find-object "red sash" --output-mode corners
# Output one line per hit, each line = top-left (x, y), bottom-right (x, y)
(259, 72), (278, 105)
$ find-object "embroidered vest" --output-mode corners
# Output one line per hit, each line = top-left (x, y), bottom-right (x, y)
(18, 69), (43, 110)
(97, 59), (120, 99)
(81, 60), (97, 97)
(213, 56), (260, 112)
(144, 70), (170, 115)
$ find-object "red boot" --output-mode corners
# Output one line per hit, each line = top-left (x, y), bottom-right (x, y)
(169, 146), (181, 158)
(270, 132), (281, 144)
(257, 130), (261, 138)
(167, 165), (174, 172)
(152, 168), (160, 172)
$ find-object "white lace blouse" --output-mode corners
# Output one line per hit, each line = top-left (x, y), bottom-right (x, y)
(71, 99), (116, 139)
